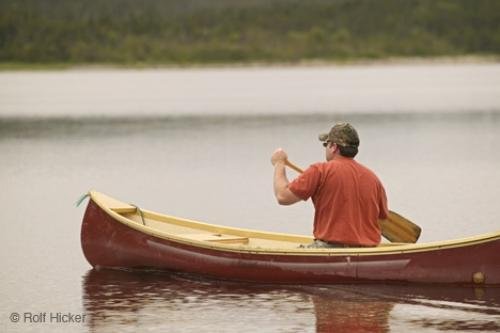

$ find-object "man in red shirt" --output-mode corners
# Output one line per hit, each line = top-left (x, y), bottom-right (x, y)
(271, 122), (389, 248)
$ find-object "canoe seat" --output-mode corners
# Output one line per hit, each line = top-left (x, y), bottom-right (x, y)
(180, 233), (249, 245)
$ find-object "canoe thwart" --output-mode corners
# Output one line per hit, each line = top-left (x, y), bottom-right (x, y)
(179, 233), (249, 245)
(111, 206), (138, 214)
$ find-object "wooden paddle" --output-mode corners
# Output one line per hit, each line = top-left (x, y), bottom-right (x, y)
(284, 159), (421, 243)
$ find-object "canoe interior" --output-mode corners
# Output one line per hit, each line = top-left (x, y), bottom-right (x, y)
(92, 191), (413, 251)
(89, 191), (500, 255)
(121, 210), (312, 249)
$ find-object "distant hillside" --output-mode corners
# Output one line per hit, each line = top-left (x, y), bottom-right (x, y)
(1, 0), (500, 65)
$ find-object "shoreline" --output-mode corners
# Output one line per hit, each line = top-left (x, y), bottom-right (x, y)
(1, 55), (499, 72)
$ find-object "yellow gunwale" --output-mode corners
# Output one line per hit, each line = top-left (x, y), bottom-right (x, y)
(88, 190), (500, 256)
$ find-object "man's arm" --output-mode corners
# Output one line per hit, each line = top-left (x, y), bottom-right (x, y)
(271, 149), (301, 205)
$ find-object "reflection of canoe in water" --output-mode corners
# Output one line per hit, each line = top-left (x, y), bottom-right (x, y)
(82, 269), (500, 333)
(82, 268), (392, 332)
(81, 191), (500, 285)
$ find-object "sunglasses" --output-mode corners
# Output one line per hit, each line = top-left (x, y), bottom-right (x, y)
(322, 141), (332, 148)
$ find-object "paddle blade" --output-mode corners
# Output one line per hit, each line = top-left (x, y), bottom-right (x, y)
(380, 211), (421, 243)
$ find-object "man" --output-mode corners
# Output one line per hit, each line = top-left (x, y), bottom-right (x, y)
(271, 122), (389, 248)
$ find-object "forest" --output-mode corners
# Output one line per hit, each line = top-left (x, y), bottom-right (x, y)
(1, 0), (500, 66)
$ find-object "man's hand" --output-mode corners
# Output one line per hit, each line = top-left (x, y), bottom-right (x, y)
(271, 148), (288, 166)
(271, 148), (301, 205)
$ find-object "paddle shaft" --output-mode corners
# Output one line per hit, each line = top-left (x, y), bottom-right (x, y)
(284, 159), (421, 243)
(284, 160), (304, 174)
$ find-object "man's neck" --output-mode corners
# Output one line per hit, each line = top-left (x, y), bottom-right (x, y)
(332, 154), (353, 161)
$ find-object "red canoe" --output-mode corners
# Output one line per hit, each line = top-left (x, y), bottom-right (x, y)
(80, 191), (500, 285)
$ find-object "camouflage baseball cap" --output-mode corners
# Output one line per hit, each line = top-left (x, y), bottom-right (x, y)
(318, 122), (360, 147)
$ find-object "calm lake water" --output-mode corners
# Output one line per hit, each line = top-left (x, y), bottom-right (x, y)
(1, 64), (500, 332)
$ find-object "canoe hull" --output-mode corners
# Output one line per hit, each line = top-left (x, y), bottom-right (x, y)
(81, 199), (500, 285)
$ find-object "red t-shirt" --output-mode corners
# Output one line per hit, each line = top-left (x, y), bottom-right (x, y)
(288, 156), (388, 246)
